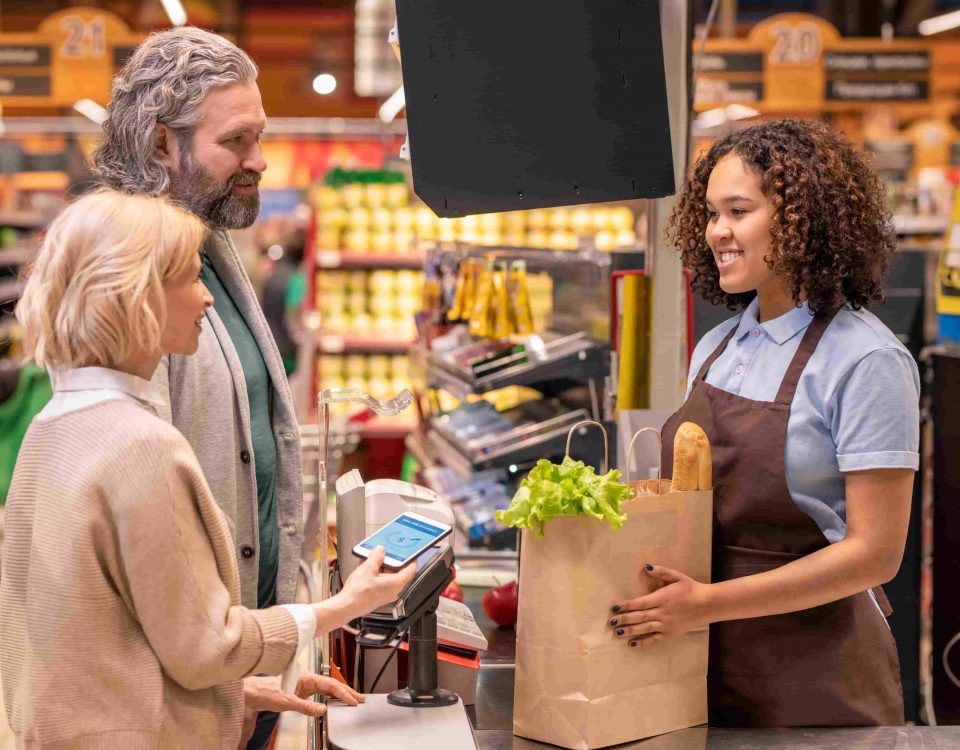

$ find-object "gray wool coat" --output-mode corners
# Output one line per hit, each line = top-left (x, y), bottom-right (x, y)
(152, 230), (303, 608)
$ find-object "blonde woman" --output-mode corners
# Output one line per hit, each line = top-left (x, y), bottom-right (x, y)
(0, 190), (414, 749)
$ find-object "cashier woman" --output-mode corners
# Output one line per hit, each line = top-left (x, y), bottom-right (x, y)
(608, 119), (920, 726)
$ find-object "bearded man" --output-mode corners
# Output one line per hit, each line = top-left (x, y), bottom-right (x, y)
(92, 27), (327, 749)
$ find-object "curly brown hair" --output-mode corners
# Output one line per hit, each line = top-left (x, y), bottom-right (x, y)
(666, 119), (896, 314)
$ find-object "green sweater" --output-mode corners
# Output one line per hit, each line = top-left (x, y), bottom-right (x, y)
(0, 363), (52, 505)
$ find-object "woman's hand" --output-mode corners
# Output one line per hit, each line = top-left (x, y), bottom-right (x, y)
(338, 546), (416, 621)
(238, 673), (365, 748)
(607, 564), (712, 647)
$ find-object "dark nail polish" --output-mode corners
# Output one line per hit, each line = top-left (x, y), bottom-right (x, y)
(645, 563), (654, 571)
(630, 641), (638, 647)
(612, 604), (621, 613)
(616, 628), (625, 636)
(610, 619), (618, 627)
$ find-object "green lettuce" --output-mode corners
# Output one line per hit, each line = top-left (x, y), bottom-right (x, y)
(494, 456), (632, 535)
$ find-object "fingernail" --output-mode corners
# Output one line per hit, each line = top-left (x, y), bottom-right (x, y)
(610, 618), (618, 626)
(630, 641), (638, 647)
(645, 563), (654, 571)
(616, 628), (625, 636)
(611, 604), (621, 613)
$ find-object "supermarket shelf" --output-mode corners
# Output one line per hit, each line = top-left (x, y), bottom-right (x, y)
(425, 241), (621, 268)
(316, 334), (414, 354)
(315, 250), (425, 269)
(425, 332), (609, 398)
(0, 211), (46, 230)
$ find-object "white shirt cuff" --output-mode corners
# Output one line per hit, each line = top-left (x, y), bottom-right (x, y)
(279, 604), (316, 694)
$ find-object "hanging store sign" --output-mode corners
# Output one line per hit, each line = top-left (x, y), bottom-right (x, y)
(0, 45), (52, 67)
(826, 80), (928, 101)
(693, 52), (763, 73)
(824, 51), (929, 73)
(696, 13), (931, 111)
(0, 7), (145, 107)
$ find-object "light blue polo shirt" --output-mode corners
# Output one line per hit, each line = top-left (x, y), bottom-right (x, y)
(687, 298), (920, 544)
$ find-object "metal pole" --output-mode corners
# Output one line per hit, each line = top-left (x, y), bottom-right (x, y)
(648, 0), (692, 411)
(309, 400), (332, 750)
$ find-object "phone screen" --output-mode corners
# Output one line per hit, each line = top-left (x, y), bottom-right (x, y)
(358, 514), (449, 564)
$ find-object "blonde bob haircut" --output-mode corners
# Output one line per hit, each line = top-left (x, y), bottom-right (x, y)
(17, 189), (206, 370)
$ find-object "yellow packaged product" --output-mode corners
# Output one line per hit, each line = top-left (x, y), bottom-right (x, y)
(469, 260), (495, 338)
(492, 262), (513, 339)
(448, 261), (470, 320)
(508, 261), (534, 335)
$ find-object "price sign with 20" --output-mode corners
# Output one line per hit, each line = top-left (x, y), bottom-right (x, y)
(768, 21), (823, 65)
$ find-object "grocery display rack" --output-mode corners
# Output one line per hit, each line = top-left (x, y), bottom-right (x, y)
(427, 408), (592, 478)
(407, 240), (633, 550)
(423, 331), (609, 399)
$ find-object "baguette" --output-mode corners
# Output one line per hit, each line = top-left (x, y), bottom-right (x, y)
(671, 422), (712, 491)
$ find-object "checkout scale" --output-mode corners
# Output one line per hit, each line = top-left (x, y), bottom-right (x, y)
(309, 388), (481, 749)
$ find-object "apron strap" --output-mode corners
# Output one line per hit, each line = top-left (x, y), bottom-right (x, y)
(695, 323), (741, 382)
(871, 585), (894, 618)
(774, 308), (841, 406)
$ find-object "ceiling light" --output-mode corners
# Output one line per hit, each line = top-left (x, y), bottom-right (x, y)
(313, 73), (337, 96)
(919, 10), (960, 36)
(267, 244), (284, 261)
(73, 99), (108, 125)
(160, 0), (188, 27)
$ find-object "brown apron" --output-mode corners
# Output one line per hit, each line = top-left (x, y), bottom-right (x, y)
(661, 310), (904, 727)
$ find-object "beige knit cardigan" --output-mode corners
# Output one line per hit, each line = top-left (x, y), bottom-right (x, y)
(0, 399), (300, 749)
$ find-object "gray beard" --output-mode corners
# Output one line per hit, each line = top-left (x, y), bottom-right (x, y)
(170, 151), (260, 230)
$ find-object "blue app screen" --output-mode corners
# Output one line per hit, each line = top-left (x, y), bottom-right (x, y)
(360, 515), (447, 562)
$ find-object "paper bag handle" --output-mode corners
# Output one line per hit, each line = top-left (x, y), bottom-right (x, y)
(626, 427), (663, 491)
(564, 420), (608, 475)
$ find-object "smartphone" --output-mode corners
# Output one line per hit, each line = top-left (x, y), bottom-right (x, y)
(352, 511), (453, 569)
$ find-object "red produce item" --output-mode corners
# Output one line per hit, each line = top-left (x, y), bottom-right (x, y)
(442, 579), (464, 602)
(482, 580), (518, 627)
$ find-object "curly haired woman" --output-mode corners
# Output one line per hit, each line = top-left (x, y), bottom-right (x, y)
(607, 119), (919, 726)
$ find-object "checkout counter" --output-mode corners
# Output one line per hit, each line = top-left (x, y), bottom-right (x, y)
(460, 587), (960, 750)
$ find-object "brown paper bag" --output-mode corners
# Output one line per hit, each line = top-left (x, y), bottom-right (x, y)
(513, 423), (712, 750)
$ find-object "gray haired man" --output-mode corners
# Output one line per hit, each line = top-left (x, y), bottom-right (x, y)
(92, 27), (328, 748)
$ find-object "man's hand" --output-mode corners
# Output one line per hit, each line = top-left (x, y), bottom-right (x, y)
(242, 672), (365, 718)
